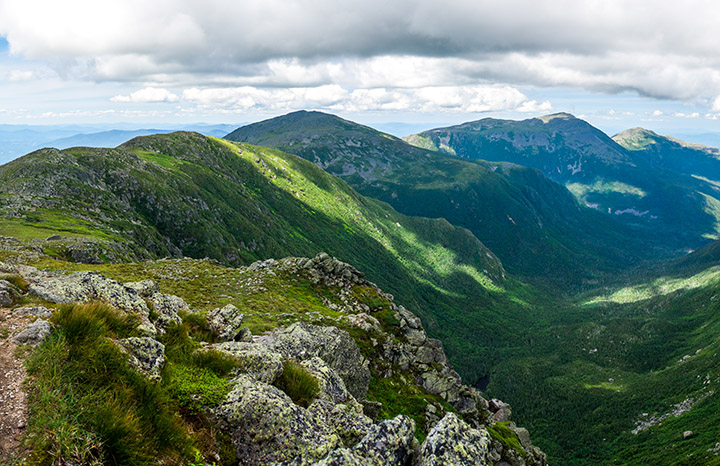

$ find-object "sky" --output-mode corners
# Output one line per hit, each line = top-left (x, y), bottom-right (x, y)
(1, 0), (720, 139)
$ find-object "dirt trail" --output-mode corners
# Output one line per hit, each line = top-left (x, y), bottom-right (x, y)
(0, 307), (29, 463)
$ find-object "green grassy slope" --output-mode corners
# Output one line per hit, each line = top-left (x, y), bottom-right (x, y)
(407, 113), (720, 250)
(484, 252), (720, 465)
(0, 131), (543, 382)
(226, 111), (653, 290)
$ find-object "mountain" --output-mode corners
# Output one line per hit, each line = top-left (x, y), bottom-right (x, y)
(225, 111), (656, 290)
(45, 125), (241, 150)
(614, 127), (720, 179)
(0, 131), (549, 382)
(407, 113), (720, 251)
(0, 123), (241, 164)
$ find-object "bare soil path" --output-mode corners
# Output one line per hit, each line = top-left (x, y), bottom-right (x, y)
(0, 307), (30, 463)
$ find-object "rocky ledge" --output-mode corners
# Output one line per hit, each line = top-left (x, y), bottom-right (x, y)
(2, 253), (546, 466)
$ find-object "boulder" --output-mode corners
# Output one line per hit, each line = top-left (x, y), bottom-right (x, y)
(308, 399), (374, 447)
(0, 279), (19, 307)
(27, 271), (156, 336)
(212, 374), (340, 466)
(147, 292), (187, 330)
(28, 271), (149, 315)
(265, 322), (370, 400)
(13, 319), (52, 346)
(313, 415), (417, 466)
(301, 357), (355, 405)
(207, 304), (245, 341)
(212, 341), (283, 384)
(14, 306), (53, 319)
(417, 413), (492, 466)
(124, 280), (160, 297)
(118, 337), (165, 380)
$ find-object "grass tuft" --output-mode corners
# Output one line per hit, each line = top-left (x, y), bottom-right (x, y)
(273, 359), (319, 408)
(23, 303), (193, 466)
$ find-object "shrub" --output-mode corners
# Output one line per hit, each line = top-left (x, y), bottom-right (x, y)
(273, 360), (319, 408)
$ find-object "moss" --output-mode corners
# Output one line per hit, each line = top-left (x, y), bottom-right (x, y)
(488, 422), (526, 458)
(165, 365), (234, 415)
(273, 360), (319, 408)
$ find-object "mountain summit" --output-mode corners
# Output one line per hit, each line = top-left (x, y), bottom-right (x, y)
(227, 111), (652, 290)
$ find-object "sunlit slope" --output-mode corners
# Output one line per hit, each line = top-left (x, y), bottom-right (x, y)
(0, 131), (539, 380)
(227, 111), (651, 290)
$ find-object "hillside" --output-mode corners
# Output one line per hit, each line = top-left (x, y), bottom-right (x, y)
(407, 113), (720, 251)
(0, 131), (552, 384)
(226, 111), (654, 290)
(0, 253), (547, 465)
(485, 248), (720, 465)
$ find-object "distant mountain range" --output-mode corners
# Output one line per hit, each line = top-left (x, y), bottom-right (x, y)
(406, 113), (720, 251)
(226, 111), (662, 290)
(0, 123), (240, 164)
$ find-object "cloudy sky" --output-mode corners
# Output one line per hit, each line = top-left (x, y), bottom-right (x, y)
(1, 0), (720, 137)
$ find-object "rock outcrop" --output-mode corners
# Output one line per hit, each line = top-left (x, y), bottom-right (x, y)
(7, 253), (546, 466)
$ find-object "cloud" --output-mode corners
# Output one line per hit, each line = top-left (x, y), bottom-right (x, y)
(652, 110), (664, 117)
(180, 84), (534, 113)
(111, 87), (179, 103)
(516, 100), (553, 113)
(2, 0), (720, 110)
(673, 112), (700, 118)
(6, 69), (36, 81)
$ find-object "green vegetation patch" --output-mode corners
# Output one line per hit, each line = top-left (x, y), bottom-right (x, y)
(273, 359), (319, 408)
(488, 421), (526, 458)
(366, 372), (454, 442)
(23, 303), (193, 466)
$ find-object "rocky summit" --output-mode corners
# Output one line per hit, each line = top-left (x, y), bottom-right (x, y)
(0, 252), (545, 465)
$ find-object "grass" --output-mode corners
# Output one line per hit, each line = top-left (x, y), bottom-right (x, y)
(365, 372), (455, 442)
(23, 303), (193, 466)
(273, 359), (319, 408)
(488, 421), (526, 458)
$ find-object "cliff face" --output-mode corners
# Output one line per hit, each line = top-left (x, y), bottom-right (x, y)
(1, 253), (546, 466)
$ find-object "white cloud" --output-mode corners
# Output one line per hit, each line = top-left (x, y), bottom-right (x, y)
(6, 69), (36, 81)
(652, 110), (664, 117)
(111, 87), (179, 103)
(673, 112), (701, 118)
(3, 0), (720, 113)
(516, 100), (553, 113)
(180, 84), (533, 114)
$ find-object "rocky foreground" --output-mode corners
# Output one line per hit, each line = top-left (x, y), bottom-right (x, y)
(1, 253), (546, 465)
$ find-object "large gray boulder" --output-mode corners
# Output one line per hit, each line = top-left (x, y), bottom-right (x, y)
(0, 279), (19, 307)
(207, 304), (244, 341)
(28, 271), (148, 313)
(212, 374), (340, 466)
(147, 292), (187, 330)
(417, 413), (492, 466)
(263, 322), (370, 400)
(118, 337), (165, 380)
(312, 415), (417, 466)
(13, 319), (52, 346)
(26, 271), (155, 336)
(211, 341), (284, 384)
(308, 399), (374, 447)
